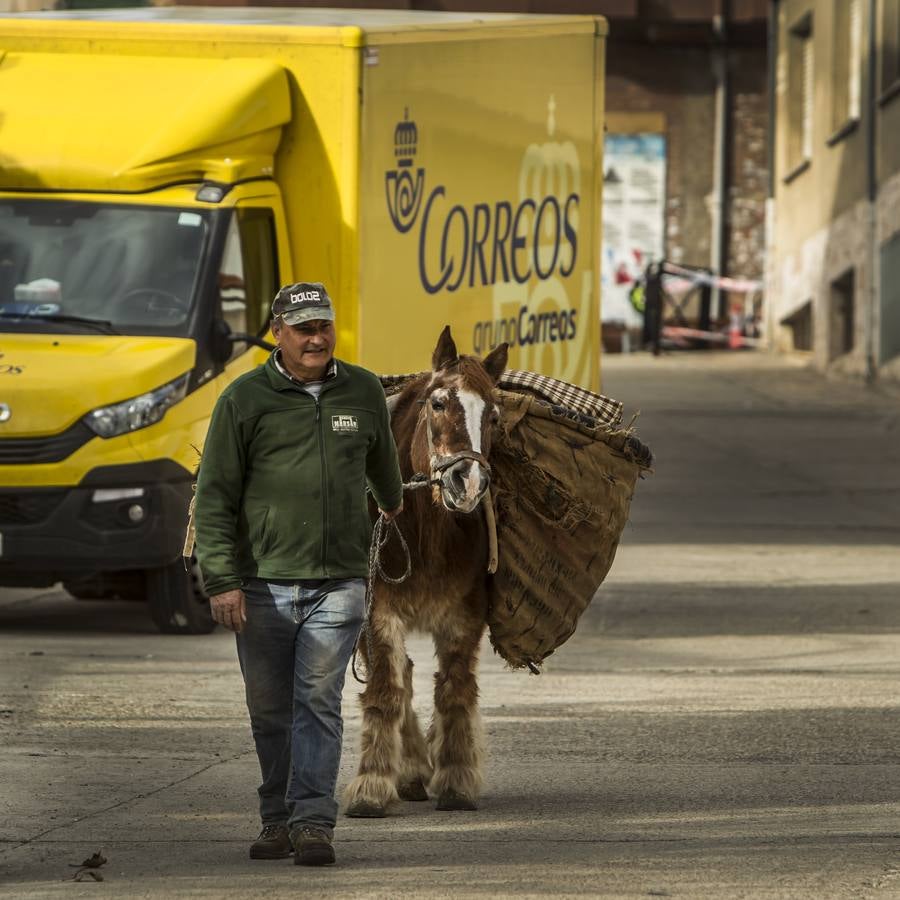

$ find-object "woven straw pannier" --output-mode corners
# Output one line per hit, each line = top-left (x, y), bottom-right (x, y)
(487, 388), (652, 671)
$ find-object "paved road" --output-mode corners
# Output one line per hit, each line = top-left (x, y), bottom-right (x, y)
(2, 351), (899, 898)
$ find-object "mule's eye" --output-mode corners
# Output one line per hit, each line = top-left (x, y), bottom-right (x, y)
(430, 398), (445, 412)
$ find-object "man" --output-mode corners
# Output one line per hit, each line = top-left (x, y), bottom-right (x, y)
(194, 282), (403, 866)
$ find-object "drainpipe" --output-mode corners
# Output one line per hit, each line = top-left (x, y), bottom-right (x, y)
(765, 0), (779, 350)
(865, 0), (878, 381)
(710, 2), (730, 320)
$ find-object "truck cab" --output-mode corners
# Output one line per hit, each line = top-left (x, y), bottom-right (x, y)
(0, 51), (291, 631)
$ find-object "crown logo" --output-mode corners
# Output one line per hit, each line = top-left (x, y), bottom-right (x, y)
(394, 108), (418, 168)
(386, 107), (426, 234)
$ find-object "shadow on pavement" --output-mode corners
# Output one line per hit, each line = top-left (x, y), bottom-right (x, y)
(0, 593), (162, 636)
(588, 582), (900, 637)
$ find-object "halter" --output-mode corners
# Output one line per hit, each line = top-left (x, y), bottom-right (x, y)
(420, 390), (497, 573)
(421, 392), (492, 489)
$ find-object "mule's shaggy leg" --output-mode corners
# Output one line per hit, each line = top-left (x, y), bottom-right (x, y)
(344, 614), (407, 817)
(397, 655), (432, 801)
(429, 625), (485, 811)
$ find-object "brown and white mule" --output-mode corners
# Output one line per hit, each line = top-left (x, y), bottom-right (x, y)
(344, 326), (508, 817)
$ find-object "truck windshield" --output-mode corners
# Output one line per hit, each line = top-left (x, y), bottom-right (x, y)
(0, 200), (210, 335)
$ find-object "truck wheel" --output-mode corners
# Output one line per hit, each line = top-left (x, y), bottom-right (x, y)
(146, 557), (215, 635)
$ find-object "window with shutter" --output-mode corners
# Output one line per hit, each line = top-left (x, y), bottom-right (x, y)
(832, 0), (862, 133)
(880, 0), (900, 99)
(802, 34), (814, 159)
(787, 13), (814, 175)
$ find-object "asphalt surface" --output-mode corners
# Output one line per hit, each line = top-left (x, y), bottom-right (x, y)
(1, 350), (899, 898)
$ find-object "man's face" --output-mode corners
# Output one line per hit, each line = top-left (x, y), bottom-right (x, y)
(272, 317), (336, 380)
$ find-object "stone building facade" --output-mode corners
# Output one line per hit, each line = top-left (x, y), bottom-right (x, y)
(769, 0), (900, 381)
(603, 33), (767, 285)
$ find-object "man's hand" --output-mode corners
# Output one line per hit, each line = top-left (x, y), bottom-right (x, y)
(210, 588), (246, 633)
(379, 500), (404, 522)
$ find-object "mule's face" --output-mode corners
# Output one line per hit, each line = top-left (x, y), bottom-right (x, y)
(425, 373), (499, 514)
(417, 326), (509, 514)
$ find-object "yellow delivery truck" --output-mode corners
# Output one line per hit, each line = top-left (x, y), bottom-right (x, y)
(0, 7), (606, 632)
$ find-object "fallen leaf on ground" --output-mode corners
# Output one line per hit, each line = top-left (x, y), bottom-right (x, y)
(69, 851), (107, 869)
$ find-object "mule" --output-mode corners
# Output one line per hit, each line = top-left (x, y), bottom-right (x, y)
(344, 326), (508, 817)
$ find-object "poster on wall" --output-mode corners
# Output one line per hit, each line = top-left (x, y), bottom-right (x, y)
(601, 133), (667, 327)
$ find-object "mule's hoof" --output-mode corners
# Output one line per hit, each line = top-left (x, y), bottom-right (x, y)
(397, 778), (429, 802)
(436, 789), (478, 811)
(345, 799), (387, 818)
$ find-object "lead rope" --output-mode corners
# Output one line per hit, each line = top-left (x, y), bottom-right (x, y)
(182, 484), (197, 572)
(483, 484), (498, 574)
(350, 471), (500, 684)
(352, 475), (431, 684)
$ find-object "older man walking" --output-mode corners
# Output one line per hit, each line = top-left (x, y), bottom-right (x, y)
(194, 282), (402, 866)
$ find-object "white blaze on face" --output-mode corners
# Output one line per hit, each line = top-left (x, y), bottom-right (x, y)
(457, 388), (487, 501)
(457, 388), (485, 454)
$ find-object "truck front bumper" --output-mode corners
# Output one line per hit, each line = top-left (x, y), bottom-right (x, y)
(0, 460), (194, 587)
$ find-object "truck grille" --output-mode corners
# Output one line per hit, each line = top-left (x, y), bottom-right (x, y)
(0, 491), (67, 525)
(0, 422), (94, 464)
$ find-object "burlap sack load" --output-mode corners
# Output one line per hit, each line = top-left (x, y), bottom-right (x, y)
(380, 370), (652, 672)
(488, 385), (652, 671)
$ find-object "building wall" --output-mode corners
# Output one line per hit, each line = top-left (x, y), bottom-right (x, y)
(880, 29), (900, 181)
(769, 194), (870, 369)
(728, 47), (768, 282)
(604, 44), (716, 270)
(605, 41), (768, 285)
(773, 0), (869, 264)
(769, 0), (900, 379)
(876, 168), (900, 374)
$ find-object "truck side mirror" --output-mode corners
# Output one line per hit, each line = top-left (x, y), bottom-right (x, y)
(211, 318), (234, 364)
(211, 318), (276, 364)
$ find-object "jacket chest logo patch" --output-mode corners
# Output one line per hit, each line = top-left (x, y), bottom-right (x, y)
(331, 414), (358, 433)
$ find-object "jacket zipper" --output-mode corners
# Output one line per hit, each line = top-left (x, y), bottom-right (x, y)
(315, 396), (328, 573)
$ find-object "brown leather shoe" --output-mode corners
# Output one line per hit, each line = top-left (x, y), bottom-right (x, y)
(291, 825), (336, 866)
(249, 823), (292, 859)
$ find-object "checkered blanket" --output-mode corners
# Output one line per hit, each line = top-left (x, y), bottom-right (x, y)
(378, 370), (623, 429)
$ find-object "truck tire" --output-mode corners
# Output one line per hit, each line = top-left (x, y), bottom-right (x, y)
(146, 557), (215, 635)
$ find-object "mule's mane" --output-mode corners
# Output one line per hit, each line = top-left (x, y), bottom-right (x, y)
(444, 355), (496, 397)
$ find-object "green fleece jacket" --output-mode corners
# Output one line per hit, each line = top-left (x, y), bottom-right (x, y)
(194, 355), (403, 596)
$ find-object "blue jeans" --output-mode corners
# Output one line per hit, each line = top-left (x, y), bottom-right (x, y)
(236, 577), (365, 833)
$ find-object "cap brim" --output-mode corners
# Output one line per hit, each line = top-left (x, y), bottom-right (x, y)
(279, 306), (335, 326)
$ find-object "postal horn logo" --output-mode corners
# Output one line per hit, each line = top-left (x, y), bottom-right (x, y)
(385, 108), (425, 234)
(384, 101), (581, 299)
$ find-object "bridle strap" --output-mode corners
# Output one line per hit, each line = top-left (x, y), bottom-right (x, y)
(431, 449), (491, 476)
(423, 398), (491, 483)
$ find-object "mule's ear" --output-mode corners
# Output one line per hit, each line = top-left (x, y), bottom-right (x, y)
(482, 342), (509, 384)
(432, 325), (459, 371)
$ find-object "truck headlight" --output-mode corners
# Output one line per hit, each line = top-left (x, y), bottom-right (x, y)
(84, 374), (190, 438)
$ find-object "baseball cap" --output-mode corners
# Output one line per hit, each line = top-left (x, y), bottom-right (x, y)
(271, 282), (335, 326)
